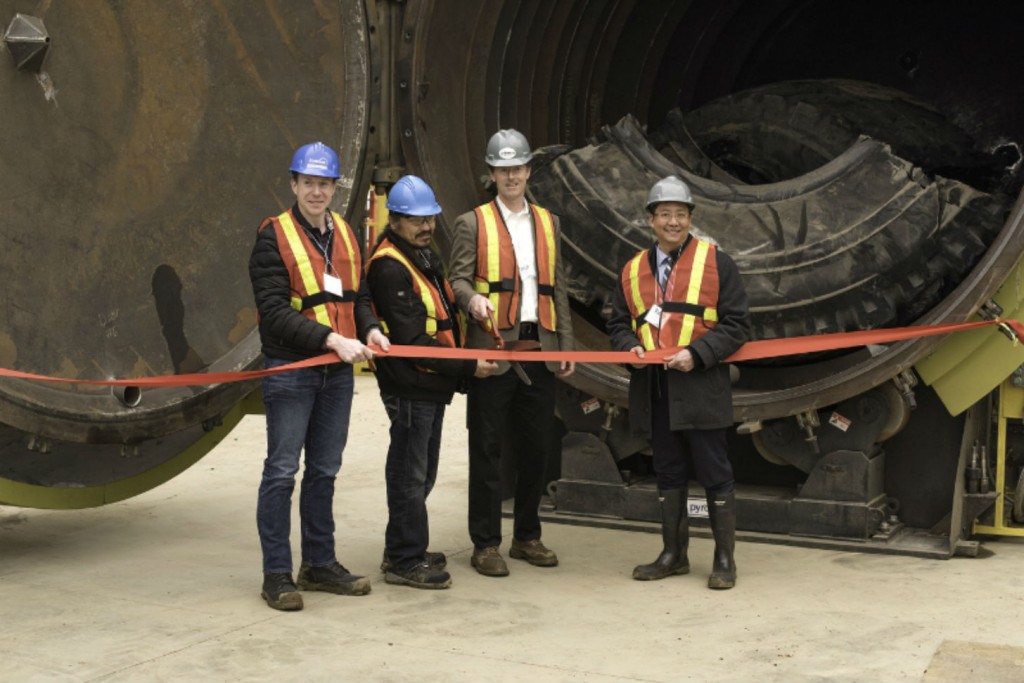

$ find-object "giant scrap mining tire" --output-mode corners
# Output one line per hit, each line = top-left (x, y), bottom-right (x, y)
(0, 1), (371, 507)
(527, 113), (1010, 416)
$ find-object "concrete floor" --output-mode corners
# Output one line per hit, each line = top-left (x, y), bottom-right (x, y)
(2, 374), (1023, 683)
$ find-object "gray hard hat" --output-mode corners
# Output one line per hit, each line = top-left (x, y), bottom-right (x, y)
(485, 129), (533, 167)
(646, 175), (695, 212)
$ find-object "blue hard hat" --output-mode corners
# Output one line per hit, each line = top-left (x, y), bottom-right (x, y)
(386, 175), (442, 216)
(289, 142), (340, 178)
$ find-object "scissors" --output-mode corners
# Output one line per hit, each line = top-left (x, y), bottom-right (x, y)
(486, 310), (541, 386)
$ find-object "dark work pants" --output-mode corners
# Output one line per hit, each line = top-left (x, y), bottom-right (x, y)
(467, 361), (555, 549)
(380, 392), (444, 571)
(649, 369), (735, 495)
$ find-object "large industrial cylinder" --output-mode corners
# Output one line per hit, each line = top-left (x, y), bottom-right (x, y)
(0, 1), (371, 505)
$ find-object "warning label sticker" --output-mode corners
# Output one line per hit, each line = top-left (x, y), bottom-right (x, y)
(829, 411), (852, 432)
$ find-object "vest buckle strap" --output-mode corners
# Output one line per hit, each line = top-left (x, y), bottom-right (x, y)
(301, 290), (355, 310)
(661, 301), (706, 317)
(537, 283), (555, 296)
(487, 277), (517, 292)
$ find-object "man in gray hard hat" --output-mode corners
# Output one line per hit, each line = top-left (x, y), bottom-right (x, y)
(448, 129), (575, 577)
(606, 175), (750, 589)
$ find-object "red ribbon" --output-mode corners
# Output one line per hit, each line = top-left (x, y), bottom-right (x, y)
(0, 319), (1020, 388)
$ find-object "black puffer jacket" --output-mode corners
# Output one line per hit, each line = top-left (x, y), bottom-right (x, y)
(366, 229), (477, 403)
(249, 204), (377, 361)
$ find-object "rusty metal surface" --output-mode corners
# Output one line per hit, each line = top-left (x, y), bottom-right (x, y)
(0, 1), (370, 444)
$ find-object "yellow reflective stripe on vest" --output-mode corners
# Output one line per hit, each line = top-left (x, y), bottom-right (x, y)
(676, 240), (711, 347)
(330, 211), (359, 288)
(476, 204), (503, 313)
(278, 213), (331, 327)
(374, 247), (440, 336)
(627, 253), (657, 351)
(533, 205), (558, 327)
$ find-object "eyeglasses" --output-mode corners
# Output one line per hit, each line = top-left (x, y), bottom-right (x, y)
(654, 211), (690, 222)
(402, 215), (437, 227)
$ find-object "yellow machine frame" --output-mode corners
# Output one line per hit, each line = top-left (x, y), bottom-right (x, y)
(973, 378), (1024, 537)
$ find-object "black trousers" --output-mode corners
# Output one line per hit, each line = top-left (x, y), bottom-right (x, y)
(649, 369), (735, 494)
(466, 361), (556, 549)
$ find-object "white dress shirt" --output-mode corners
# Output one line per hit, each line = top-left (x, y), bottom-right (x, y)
(495, 197), (538, 323)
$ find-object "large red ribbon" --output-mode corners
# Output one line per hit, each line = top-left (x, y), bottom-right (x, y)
(0, 319), (1019, 388)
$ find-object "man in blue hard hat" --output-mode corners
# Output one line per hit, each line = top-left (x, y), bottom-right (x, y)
(365, 175), (498, 590)
(449, 129), (576, 577)
(249, 141), (389, 611)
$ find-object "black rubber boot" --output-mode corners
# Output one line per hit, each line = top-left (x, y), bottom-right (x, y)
(707, 490), (737, 589)
(633, 489), (690, 580)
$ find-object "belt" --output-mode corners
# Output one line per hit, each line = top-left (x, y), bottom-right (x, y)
(320, 361), (350, 374)
(519, 322), (539, 340)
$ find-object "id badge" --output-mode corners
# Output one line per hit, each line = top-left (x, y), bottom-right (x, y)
(323, 273), (343, 296)
(644, 304), (663, 328)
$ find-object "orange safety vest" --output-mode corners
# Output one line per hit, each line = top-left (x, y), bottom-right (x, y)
(621, 238), (720, 351)
(367, 236), (462, 348)
(262, 208), (360, 338)
(472, 201), (558, 331)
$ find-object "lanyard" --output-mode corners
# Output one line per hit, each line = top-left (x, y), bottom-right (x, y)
(302, 213), (335, 274)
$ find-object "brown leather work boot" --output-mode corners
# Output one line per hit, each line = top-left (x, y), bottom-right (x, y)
(471, 546), (510, 577)
(509, 538), (559, 567)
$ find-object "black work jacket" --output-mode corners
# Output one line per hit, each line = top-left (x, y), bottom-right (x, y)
(366, 229), (477, 403)
(248, 203), (377, 362)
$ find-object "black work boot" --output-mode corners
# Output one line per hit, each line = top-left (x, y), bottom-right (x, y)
(297, 561), (372, 596)
(261, 572), (303, 611)
(633, 489), (690, 580)
(707, 490), (737, 589)
(385, 561), (452, 590)
(380, 551), (447, 574)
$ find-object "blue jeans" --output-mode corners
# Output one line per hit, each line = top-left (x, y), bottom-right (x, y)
(381, 392), (444, 570)
(257, 357), (353, 574)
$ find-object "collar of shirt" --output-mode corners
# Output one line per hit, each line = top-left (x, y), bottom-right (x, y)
(654, 236), (691, 268)
(292, 203), (333, 246)
(655, 247), (674, 271)
(495, 196), (530, 222)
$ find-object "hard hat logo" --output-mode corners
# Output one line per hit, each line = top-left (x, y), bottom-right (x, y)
(498, 147), (517, 160)
(307, 156), (329, 170)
